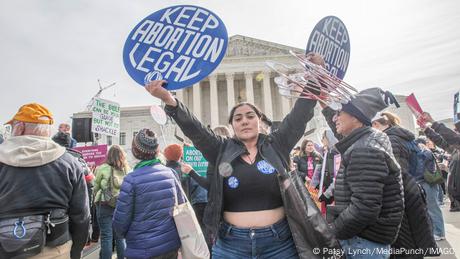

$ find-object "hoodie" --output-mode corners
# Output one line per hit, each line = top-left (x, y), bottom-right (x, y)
(383, 126), (414, 175)
(0, 135), (90, 259)
(384, 126), (439, 257)
(0, 135), (65, 167)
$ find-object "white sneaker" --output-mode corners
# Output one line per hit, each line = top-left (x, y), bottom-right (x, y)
(434, 235), (446, 241)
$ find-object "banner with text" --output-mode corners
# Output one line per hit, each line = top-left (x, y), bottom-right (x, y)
(306, 16), (350, 79)
(183, 146), (208, 176)
(91, 98), (120, 137)
(74, 144), (108, 168)
(123, 5), (228, 90)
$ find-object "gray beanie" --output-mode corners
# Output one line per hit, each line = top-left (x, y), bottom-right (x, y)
(341, 88), (399, 126)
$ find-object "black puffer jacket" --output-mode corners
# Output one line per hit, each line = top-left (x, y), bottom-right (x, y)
(385, 126), (438, 258)
(165, 98), (317, 241)
(329, 126), (404, 244)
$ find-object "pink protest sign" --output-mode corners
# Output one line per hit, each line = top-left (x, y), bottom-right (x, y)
(406, 93), (424, 118)
(74, 145), (108, 168)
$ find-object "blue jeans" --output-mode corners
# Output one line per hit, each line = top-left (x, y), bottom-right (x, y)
(421, 182), (445, 237)
(212, 219), (298, 259)
(339, 236), (390, 259)
(437, 184), (444, 205)
(97, 205), (126, 259)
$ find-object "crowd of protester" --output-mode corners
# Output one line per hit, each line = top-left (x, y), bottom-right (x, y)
(1, 53), (460, 259)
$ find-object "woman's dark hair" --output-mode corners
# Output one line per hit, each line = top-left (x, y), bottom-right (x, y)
(260, 113), (273, 127)
(299, 139), (315, 157)
(455, 121), (460, 133)
(228, 102), (263, 124)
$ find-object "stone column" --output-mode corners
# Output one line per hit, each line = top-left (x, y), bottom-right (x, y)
(209, 74), (219, 127)
(244, 72), (254, 104)
(280, 68), (292, 117)
(175, 89), (184, 103)
(262, 70), (273, 119)
(192, 83), (201, 121)
(281, 97), (290, 118)
(226, 73), (235, 113)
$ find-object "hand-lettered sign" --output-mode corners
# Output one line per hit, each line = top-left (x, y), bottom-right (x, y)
(91, 98), (120, 137)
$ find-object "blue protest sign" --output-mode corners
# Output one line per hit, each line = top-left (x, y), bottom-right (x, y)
(306, 16), (350, 79)
(123, 5), (228, 90)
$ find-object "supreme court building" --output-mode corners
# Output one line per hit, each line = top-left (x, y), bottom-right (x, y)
(73, 35), (416, 154)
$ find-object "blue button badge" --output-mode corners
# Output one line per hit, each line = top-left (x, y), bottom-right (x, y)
(257, 160), (276, 175)
(227, 176), (239, 189)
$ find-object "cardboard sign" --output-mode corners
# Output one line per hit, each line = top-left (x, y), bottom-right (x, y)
(91, 98), (120, 137)
(73, 144), (108, 168)
(306, 16), (350, 79)
(454, 92), (460, 123)
(183, 146), (208, 176)
(123, 5), (228, 90)
(406, 93), (423, 118)
(150, 105), (167, 125)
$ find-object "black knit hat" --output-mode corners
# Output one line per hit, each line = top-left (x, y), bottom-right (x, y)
(341, 88), (400, 126)
(52, 132), (71, 147)
(131, 128), (159, 160)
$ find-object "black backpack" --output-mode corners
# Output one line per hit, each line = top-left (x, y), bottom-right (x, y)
(405, 140), (426, 179)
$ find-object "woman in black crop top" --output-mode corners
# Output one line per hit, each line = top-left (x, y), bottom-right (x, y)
(145, 53), (325, 259)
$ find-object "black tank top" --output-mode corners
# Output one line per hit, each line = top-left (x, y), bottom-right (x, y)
(223, 153), (283, 212)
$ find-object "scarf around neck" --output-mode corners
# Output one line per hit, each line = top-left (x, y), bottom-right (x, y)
(134, 158), (162, 170)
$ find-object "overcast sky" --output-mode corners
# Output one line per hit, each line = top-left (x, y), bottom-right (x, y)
(1, 0), (459, 129)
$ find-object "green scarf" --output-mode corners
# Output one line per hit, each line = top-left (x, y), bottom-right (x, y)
(134, 158), (162, 170)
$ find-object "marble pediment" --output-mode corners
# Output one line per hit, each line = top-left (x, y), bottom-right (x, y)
(226, 35), (304, 57)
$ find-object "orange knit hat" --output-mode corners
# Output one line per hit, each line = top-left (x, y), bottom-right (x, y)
(163, 144), (183, 162)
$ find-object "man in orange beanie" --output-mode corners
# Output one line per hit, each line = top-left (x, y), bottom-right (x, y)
(164, 143), (183, 163)
(164, 143), (211, 251)
(0, 103), (90, 259)
(164, 143), (188, 196)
